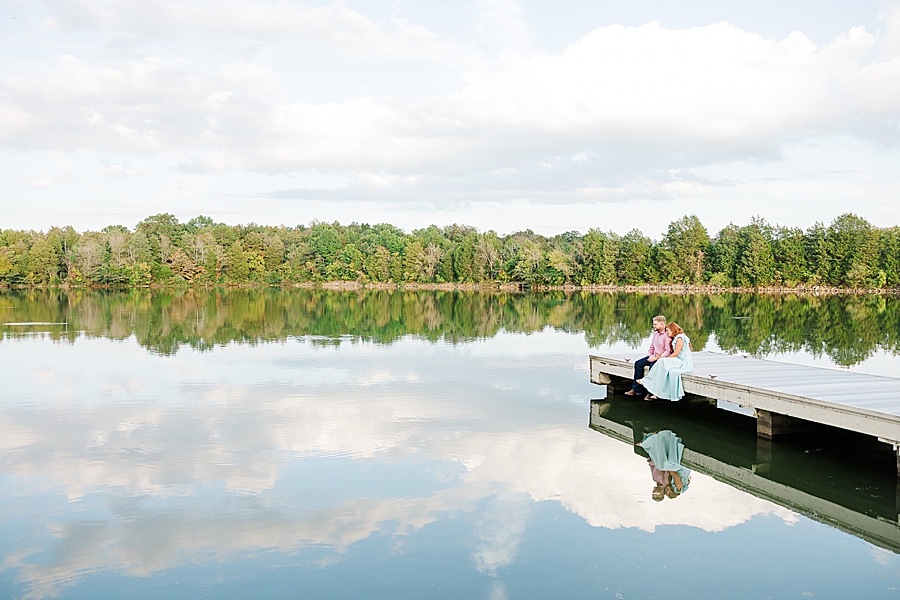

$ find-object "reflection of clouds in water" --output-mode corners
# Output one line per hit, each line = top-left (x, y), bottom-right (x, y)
(464, 329), (591, 358)
(0, 383), (792, 533)
(459, 427), (797, 533)
(0, 334), (798, 596)
(0, 382), (794, 590)
(489, 580), (509, 600)
(870, 545), (893, 566)
(7, 491), (484, 600)
(28, 370), (56, 382)
(472, 492), (531, 574)
(352, 369), (421, 386)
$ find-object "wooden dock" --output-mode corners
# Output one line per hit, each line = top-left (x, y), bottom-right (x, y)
(589, 351), (900, 452)
(588, 399), (900, 554)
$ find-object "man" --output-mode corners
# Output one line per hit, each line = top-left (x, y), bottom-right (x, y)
(625, 315), (671, 397)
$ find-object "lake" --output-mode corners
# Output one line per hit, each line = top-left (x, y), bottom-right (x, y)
(1, 289), (899, 599)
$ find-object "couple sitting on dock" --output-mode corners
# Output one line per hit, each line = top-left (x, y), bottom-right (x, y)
(624, 315), (693, 401)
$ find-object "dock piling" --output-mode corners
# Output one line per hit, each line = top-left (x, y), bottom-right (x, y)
(755, 410), (824, 439)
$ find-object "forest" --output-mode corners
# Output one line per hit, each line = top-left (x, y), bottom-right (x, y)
(1, 212), (898, 289)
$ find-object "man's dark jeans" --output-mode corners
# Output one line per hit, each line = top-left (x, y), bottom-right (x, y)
(632, 356), (656, 394)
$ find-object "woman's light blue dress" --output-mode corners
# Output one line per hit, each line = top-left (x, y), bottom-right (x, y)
(639, 430), (691, 494)
(641, 333), (693, 400)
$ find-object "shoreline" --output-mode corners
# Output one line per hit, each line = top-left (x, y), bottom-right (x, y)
(1, 281), (897, 296)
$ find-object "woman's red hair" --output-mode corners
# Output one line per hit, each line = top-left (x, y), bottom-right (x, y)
(665, 322), (684, 337)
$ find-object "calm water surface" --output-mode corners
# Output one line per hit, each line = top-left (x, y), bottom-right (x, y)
(2, 290), (900, 599)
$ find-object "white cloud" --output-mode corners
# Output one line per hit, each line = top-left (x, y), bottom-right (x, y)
(2, 1), (900, 232)
(475, 0), (533, 60)
(42, 0), (451, 59)
(8, 9), (900, 163)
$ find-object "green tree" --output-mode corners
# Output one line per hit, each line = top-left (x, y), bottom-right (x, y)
(372, 224), (408, 255)
(735, 225), (775, 287)
(804, 222), (828, 285)
(824, 213), (881, 287)
(879, 227), (900, 288)
(474, 234), (501, 281)
(403, 240), (426, 282)
(128, 231), (154, 265)
(388, 251), (403, 282)
(337, 243), (364, 280)
(309, 224), (342, 271)
(616, 229), (654, 285)
(226, 241), (250, 282)
(27, 237), (59, 283)
(511, 239), (544, 284)
(0, 249), (12, 281)
(264, 236), (285, 272)
(581, 229), (618, 285)
(185, 215), (215, 232)
(772, 226), (808, 286)
(545, 249), (572, 284)
(706, 224), (740, 286)
(423, 244), (444, 282)
(453, 232), (479, 283)
(657, 215), (709, 284)
(137, 214), (182, 257)
(364, 246), (392, 282)
(130, 262), (152, 285)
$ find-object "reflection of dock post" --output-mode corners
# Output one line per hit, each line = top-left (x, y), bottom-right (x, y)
(893, 445), (900, 519)
(754, 437), (773, 474)
(756, 410), (823, 439)
(590, 399), (611, 419)
(878, 439), (900, 477)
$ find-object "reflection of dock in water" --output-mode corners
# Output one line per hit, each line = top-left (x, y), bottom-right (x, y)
(589, 398), (900, 553)
(590, 352), (900, 468)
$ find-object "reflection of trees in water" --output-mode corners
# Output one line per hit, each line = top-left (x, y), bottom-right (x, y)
(1, 289), (897, 365)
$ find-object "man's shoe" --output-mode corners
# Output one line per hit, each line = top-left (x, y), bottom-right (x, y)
(623, 390), (638, 396)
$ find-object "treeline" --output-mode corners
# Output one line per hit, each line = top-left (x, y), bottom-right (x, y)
(2, 288), (897, 366)
(1, 213), (898, 289)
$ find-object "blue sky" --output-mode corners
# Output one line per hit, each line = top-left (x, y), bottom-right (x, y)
(1, 0), (899, 236)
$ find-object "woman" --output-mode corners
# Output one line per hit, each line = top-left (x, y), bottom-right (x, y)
(637, 322), (693, 401)
(640, 429), (691, 497)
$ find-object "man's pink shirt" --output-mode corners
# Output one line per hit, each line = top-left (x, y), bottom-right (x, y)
(647, 330), (672, 358)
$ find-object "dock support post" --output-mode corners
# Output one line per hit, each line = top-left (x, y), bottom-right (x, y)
(592, 370), (632, 396)
(756, 410), (823, 439)
(607, 375), (632, 394)
(596, 375), (632, 396)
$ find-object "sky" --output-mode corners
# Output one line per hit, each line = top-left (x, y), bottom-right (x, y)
(1, 0), (899, 237)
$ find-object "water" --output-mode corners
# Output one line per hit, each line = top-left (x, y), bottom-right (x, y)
(1, 289), (899, 599)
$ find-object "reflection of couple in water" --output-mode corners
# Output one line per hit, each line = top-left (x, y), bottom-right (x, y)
(639, 430), (691, 501)
(626, 315), (694, 401)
